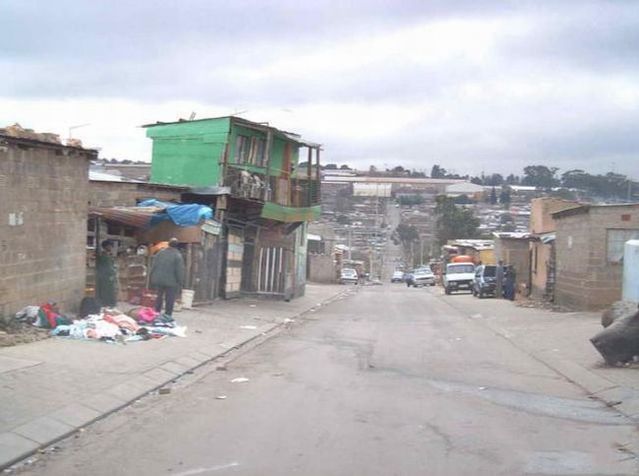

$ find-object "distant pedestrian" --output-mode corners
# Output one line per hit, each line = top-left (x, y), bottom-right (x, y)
(150, 238), (185, 317)
(96, 240), (118, 307)
(504, 266), (517, 301)
(495, 260), (504, 298)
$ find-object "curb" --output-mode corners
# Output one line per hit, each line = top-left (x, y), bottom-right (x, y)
(0, 288), (353, 471)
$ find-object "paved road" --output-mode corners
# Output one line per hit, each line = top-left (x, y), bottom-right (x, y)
(18, 285), (638, 475)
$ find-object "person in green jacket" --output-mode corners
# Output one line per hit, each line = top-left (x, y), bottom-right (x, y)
(150, 238), (185, 317)
(96, 240), (118, 307)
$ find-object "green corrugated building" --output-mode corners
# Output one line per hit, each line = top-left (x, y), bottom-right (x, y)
(144, 116), (322, 300)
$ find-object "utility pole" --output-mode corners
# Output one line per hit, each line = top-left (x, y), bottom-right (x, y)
(347, 228), (352, 261)
(420, 239), (424, 265)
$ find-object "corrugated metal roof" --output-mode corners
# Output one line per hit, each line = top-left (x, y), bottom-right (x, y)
(89, 170), (144, 183)
(89, 207), (159, 228)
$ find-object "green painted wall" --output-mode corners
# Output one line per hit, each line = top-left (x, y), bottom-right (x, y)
(261, 203), (321, 222)
(147, 118), (231, 186)
(147, 117), (304, 188)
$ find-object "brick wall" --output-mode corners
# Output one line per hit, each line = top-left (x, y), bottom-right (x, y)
(0, 138), (94, 317)
(555, 205), (639, 310)
(88, 181), (182, 207)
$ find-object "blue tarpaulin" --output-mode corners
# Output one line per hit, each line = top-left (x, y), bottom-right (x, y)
(138, 199), (214, 227)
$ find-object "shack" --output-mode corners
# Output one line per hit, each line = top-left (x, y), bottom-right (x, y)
(0, 125), (97, 316)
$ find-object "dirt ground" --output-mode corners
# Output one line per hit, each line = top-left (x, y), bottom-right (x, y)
(0, 321), (49, 347)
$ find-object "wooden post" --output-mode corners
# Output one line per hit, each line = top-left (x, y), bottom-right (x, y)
(264, 129), (273, 201)
(315, 147), (321, 204)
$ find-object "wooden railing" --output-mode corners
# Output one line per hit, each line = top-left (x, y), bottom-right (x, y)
(225, 165), (320, 208)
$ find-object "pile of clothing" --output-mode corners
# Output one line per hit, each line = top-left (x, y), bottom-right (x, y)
(51, 307), (186, 343)
(15, 303), (71, 329)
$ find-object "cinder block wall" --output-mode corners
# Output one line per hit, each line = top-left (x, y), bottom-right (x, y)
(0, 139), (93, 317)
(308, 254), (337, 283)
(555, 206), (639, 310)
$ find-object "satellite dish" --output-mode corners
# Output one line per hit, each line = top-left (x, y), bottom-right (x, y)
(189, 112), (196, 120)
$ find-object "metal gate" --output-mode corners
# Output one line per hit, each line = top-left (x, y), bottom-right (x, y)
(257, 247), (286, 294)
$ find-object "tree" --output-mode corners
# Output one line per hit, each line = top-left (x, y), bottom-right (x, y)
(506, 174), (520, 185)
(485, 173), (504, 186)
(454, 194), (474, 204)
(324, 163), (338, 170)
(369, 165), (378, 174)
(434, 196), (480, 246)
(431, 164), (447, 178)
(522, 165), (559, 189)
(490, 187), (497, 205)
(395, 224), (419, 244)
(470, 177), (483, 185)
(499, 186), (512, 206)
(339, 164), (351, 170)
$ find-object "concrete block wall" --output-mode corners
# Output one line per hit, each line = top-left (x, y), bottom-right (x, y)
(225, 230), (243, 297)
(555, 206), (639, 310)
(0, 139), (94, 317)
(308, 254), (337, 283)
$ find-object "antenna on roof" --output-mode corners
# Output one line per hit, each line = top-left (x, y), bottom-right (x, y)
(189, 112), (196, 121)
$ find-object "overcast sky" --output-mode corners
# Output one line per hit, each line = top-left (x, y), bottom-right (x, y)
(1, 0), (638, 179)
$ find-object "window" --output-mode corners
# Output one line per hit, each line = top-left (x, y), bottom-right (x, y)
(607, 229), (639, 263)
(235, 135), (266, 166)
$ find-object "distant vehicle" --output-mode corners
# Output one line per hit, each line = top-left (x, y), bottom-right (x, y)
(339, 268), (359, 285)
(472, 265), (497, 298)
(406, 267), (436, 287)
(443, 263), (475, 294)
(412, 267), (436, 287)
(391, 270), (405, 283)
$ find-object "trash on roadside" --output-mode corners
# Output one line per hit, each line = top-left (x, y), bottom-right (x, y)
(239, 325), (258, 330)
(249, 304), (257, 308)
(231, 377), (249, 383)
(159, 387), (171, 395)
(216, 365), (228, 371)
(284, 318), (295, 323)
(591, 304), (639, 365)
(478, 386), (487, 390)
(216, 395), (227, 400)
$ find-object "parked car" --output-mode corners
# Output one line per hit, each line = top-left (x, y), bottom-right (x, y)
(339, 268), (359, 285)
(442, 263), (475, 294)
(412, 267), (436, 287)
(472, 265), (497, 298)
(406, 267), (436, 287)
(391, 270), (405, 283)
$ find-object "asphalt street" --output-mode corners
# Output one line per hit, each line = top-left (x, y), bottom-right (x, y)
(17, 284), (639, 476)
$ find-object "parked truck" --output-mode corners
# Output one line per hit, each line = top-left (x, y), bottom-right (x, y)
(442, 262), (476, 294)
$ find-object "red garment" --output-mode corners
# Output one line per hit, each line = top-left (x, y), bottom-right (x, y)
(39, 303), (60, 328)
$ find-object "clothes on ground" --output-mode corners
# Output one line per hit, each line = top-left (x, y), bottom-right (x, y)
(50, 306), (186, 343)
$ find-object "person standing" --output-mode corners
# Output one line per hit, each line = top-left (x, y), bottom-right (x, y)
(504, 265), (517, 301)
(150, 238), (185, 317)
(96, 240), (118, 307)
(495, 260), (504, 299)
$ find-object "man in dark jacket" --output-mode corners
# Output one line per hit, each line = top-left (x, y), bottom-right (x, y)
(150, 238), (185, 317)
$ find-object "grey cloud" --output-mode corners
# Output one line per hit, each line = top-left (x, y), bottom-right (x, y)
(2, 0), (639, 179)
